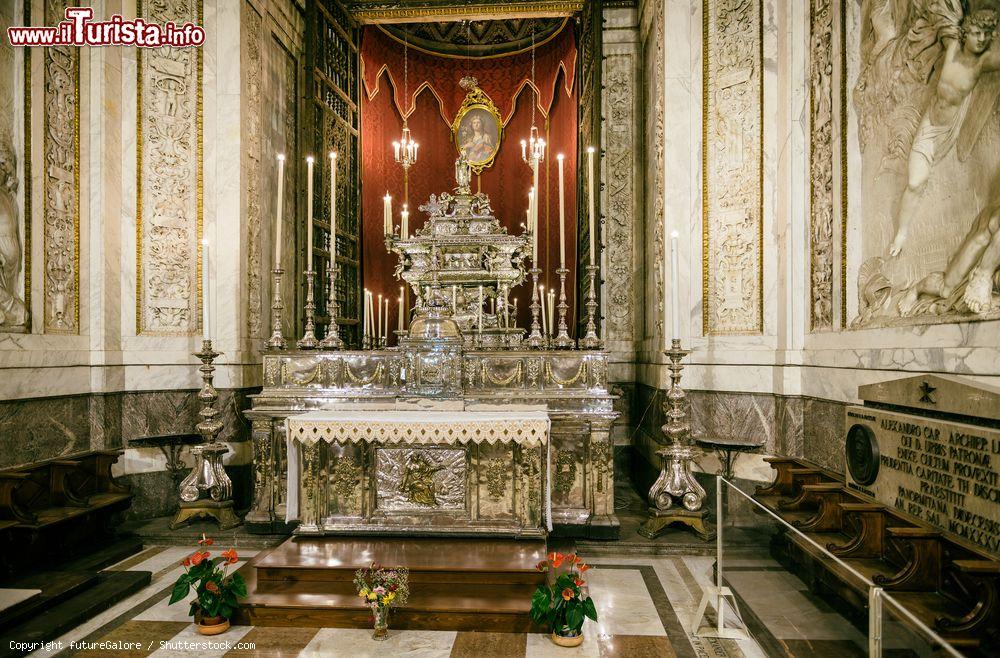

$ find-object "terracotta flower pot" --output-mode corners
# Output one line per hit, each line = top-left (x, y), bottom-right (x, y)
(551, 630), (584, 648)
(197, 616), (230, 636)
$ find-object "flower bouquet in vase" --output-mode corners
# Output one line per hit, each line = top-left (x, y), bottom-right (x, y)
(168, 534), (247, 635)
(354, 563), (410, 641)
(530, 552), (597, 647)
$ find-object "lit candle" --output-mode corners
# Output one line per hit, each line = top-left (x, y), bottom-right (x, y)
(201, 239), (210, 340)
(274, 154), (285, 265)
(539, 285), (547, 337)
(531, 161), (540, 251)
(398, 296), (404, 334)
(671, 230), (680, 340)
(547, 289), (556, 338)
(521, 139), (527, 161)
(400, 285), (405, 329)
(363, 288), (369, 339)
(557, 154), (565, 269)
(377, 293), (383, 342)
(478, 286), (484, 334)
(329, 152), (337, 259)
(401, 205), (409, 240)
(393, 141), (400, 161)
(587, 146), (596, 264)
(383, 297), (389, 343)
(306, 156), (314, 271)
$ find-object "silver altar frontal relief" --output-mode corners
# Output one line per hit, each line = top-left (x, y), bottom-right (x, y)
(285, 408), (551, 537)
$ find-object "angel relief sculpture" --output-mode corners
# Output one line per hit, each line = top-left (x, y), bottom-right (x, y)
(853, 1), (1000, 324)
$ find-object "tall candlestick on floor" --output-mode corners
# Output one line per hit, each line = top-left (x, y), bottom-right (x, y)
(201, 239), (211, 341)
(306, 156), (315, 270)
(557, 154), (565, 269)
(670, 230), (680, 343)
(587, 146), (596, 265)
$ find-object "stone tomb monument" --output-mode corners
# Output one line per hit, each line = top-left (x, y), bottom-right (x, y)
(844, 375), (999, 555)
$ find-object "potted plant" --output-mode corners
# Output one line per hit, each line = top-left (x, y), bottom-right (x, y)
(354, 563), (410, 641)
(169, 534), (247, 635)
(530, 552), (598, 647)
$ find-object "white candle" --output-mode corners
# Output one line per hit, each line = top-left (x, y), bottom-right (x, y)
(532, 161), (540, 252)
(557, 154), (565, 269)
(398, 296), (403, 334)
(452, 285), (457, 314)
(400, 285), (405, 329)
(547, 289), (556, 338)
(329, 152), (337, 260)
(306, 156), (315, 271)
(671, 230), (680, 340)
(383, 297), (389, 342)
(201, 239), (210, 340)
(274, 154), (285, 265)
(377, 293), (383, 342)
(587, 146), (596, 264)
(539, 285), (547, 336)
(393, 141), (400, 160)
(383, 193), (391, 235)
(363, 289), (369, 338)
(521, 139), (527, 161)
(401, 205), (409, 240)
(478, 285), (484, 334)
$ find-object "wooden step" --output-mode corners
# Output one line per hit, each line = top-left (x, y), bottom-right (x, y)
(0, 572), (98, 631)
(0, 570), (151, 657)
(255, 537), (546, 586)
(238, 536), (547, 632)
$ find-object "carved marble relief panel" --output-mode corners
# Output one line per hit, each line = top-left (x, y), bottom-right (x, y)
(244, 3), (263, 338)
(702, 0), (763, 335)
(0, 1), (27, 332)
(809, 0), (835, 331)
(43, 0), (80, 334)
(602, 52), (636, 343)
(850, 1), (1000, 327)
(137, 0), (203, 335)
(641, 0), (664, 343)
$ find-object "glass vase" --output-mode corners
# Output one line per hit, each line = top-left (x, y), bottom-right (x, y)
(372, 604), (389, 641)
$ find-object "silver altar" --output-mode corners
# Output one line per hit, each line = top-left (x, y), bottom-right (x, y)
(245, 349), (617, 538)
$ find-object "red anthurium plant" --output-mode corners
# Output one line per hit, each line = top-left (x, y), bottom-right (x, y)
(169, 534), (247, 624)
(530, 552), (598, 639)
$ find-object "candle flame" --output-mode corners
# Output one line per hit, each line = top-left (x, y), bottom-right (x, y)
(557, 153), (564, 160)
(587, 146), (595, 154)
(306, 155), (315, 163)
(277, 153), (285, 161)
(671, 230), (679, 238)
(329, 151), (337, 159)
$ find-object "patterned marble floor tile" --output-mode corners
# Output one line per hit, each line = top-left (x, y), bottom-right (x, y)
(222, 626), (321, 657)
(449, 631), (527, 657)
(70, 620), (189, 658)
(525, 630), (601, 658)
(299, 628), (457, 657)
(585, 568), (665, 636)
(779, 639), (865, 657)
(126, 547), (197, 577)
(106, 547), (172, 572)
(594, 634), (677, 657)
(148, 623), (254, 658)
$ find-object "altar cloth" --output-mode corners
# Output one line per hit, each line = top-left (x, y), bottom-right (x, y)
(285, 409), (552, 530)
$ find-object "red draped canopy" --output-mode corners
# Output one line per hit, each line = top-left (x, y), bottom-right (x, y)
(360, 24), (579, 342)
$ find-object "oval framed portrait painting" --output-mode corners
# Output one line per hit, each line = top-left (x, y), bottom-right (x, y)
(452, 103), (502, 173)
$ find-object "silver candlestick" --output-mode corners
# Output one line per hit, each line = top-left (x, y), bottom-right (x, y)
(319, 263), (344, 350)
(639, 339), (713, 541)
(170, 340), (240, 530)
(579, 264), (601, 349)
(525, 267), (544, 349)
(266, 268), (286, 350)
(553, 267), (573, 349)
(297, 270), (318, 349)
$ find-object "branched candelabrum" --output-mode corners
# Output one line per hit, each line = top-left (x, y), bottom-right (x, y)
(646, 339), (706, 512)
(579, 264), (601, 349)
(297, 270), (318, 349)
(266, 268), (286, 350)
(318, 263), (343, 350)
(553, 267), (573, 349)
(525, 267), (544, 349)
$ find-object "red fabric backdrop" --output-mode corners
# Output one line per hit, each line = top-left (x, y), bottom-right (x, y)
(361, 25), (579, 341)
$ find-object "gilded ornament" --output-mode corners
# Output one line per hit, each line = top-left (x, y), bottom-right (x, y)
(485, 456), (508, 500)
(554, 450), (577, 495)
(329, 456), (362, 503)
(482, 359), (522, 387)
(344, 361), (384, 386)
(545, 360), (586, 387)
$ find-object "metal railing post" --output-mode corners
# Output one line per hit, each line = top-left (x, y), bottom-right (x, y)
(869, 586), (883, 658)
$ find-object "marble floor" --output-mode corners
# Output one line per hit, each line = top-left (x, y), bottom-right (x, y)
(20, 538), (884, 658)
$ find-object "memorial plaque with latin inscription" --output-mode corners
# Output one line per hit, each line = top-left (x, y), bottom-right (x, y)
(845, 407), (1000, 554)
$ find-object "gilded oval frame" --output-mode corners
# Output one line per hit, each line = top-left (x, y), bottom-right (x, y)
(451, 87), (503, 174)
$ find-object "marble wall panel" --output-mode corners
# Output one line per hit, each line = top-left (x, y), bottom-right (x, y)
(136, 0), (203, 335)
(702, 0), (763, 335)
(802, 396), (846, 472)
(0, 394), (90, 469)
(244, 1), (263, 340)
(43, 0), (80, 334)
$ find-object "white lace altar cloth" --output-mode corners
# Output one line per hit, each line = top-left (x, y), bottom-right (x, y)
(285, 409), (552, 530)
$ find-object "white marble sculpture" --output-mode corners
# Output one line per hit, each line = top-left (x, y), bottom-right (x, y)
(0, 138), (25, 328)
(853, 0), (1000, 327)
